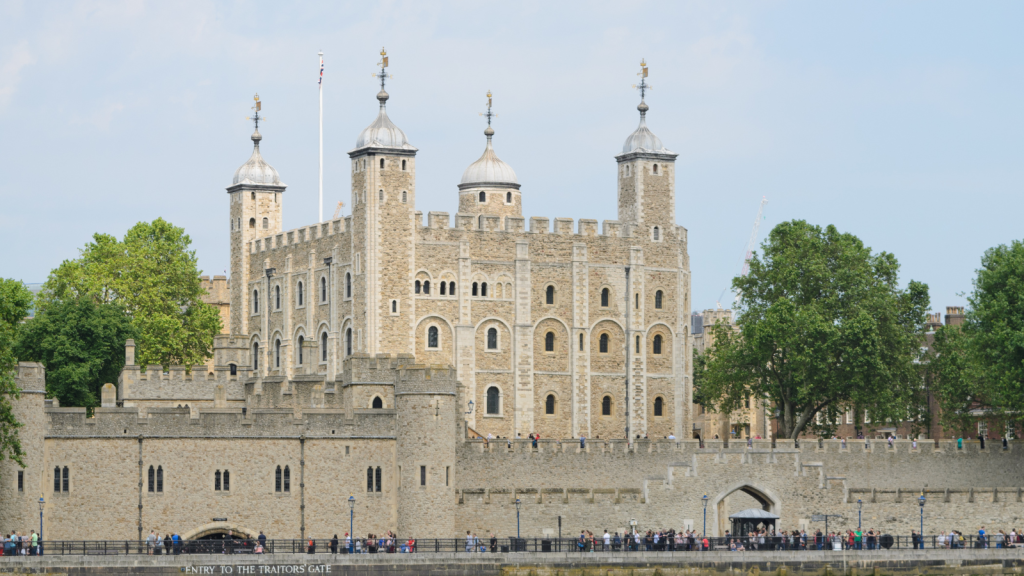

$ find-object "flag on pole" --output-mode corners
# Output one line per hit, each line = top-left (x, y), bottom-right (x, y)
(319, 56), (324, 86)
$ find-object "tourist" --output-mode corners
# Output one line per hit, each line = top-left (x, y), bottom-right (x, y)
(307, 537), (316, 554)
(979, 526), (987, 548)
(146, 530), (156, 554)
(489, 533), (497, 552)
(258, 531), (267, 552)
(580, 436), (586, 449)
(29, 531), (36, 556)
(331, 534), (338, 553)
(164, 533), (172, 555)
(466, 531), (473, 553)
(603, 530), (610, 551)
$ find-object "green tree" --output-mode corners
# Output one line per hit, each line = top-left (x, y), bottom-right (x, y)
(930, 240), (1024, 434)
(40, 218), (221, 369)
(699, 220), (930, 439)
(15, 297), (134, 409)
(0, 278), (34, 466)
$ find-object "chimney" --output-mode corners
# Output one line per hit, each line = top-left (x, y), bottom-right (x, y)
(125, 339), (136, 366)
(945, 306), (965, 327)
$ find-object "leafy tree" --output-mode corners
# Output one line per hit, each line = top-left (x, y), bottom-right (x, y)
(699, 220), (930, 439)
(40, 218), (221, 369)
(930, 240), (1024, 434)
(15, 297), (134, 409)
(0, 278), (33, 466)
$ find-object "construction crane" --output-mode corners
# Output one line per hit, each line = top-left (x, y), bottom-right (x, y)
(717, 196), (768, 309)
(332, 201), (345, 219)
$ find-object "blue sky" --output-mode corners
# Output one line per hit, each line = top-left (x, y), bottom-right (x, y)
(1, 1), (1021, 314)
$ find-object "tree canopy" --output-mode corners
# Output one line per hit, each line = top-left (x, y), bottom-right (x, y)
(15, 297), (134, 409)
(40, 218), (221, 369)
(929, 239), (1024, 434)
(0, 278), (33, 466)
(696, 220), (930, 439)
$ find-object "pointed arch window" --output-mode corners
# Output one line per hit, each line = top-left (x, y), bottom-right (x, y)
(487, 327), (497, 350)
(546, 285), (555, 305)
(427, 326), (439, 349)
(297, 335), (304, 365)
(599, 333), (609, 354)
(655, 290), (663, 309)
(602, 396), (612, 416)
(545, 394), (556, 415)
(545, 331), (555, 352)
(321, 332), (328, 362)
(372, 396), (383, 409)
(298, 282), (304, 306)
(601, 288), (609, 307)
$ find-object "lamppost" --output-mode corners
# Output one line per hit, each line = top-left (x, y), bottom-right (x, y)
(515, 498), (522, 542)
(918, 494), (925, 549)
(857, 499), (862, 530)
(701, 494), (709, 544)
(348, 495), (355, 553)
(629, 519), (637, 550)
(37, 496), (44, 556)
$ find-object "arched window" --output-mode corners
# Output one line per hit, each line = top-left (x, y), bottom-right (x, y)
(156, 466), (163, 492)
(321, 332), (328, 362)
(380, 158), (385, 170)
(297, 335), (304, 365)
(346, 328), (352, 356)
(440, 282), (446, 295)
(636, 293), (639, 309)
(251, 191), (256, 200)
(427, 326), (439, 349)
(655, 290), (663, 309)
(391, 300), (397, 313)
(599, 333), (609, 353)
(372, 396), (383, 409)
(223, 470), (230, 491)
(253, 289), (259, 313)
(402, 191), (407, 203)
(249, 218), (256, 229)
(479, 191), (486, 203)
(298, 282), (304, 306)
(602, 396), (612, 416)
(252, 343), (259, 370)
(283, 465), (290, 492)
(275, 286), (280, 309)
(636, 335), (641, 353)
(423, 280), (430, 294)
(545, 394), (556, 415)
(275, 465), (282, 492)
(472, 282), (478, 296)
(579, 333), (584, 351)
(545, 331), (555, 352)
(486, 387), (500, 415)
(481, 283), (488, 297)
(415, 280), (421, 294)
(653, 226), (660, 241)
(601, 288), (609, 307)
(653, 334), (663, 355)
(379, 190), (384, 203)
(53, 467), (60, 492)
(546, 285), (555, 305)
(449, 281), (456, 295)
(373, 467), (381, 492)
(506, 191), (512, 203)
(654, 397), (664, 417)
(346, 273), (351, 298)
(321, 276), (327, 302)
(366, 467), (373, 492)
(274, 339), (281, 368)
(653, 164), (658, 174)
(262, 217), (269, 229)
(487, 327), (497, 350)
(402, 159), (407, 170)
(148, 465), (155, 492)
(215, 470), (222, 491)
(229, 363), (237, 376)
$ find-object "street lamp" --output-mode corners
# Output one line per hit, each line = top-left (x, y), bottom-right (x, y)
(701, 494), (709, 545)
(515, 498), (522, 542)
(348, 495), (355, 553)
(857, 499), (862, 530)
(37, 496), (44, 556)
(918, 494), (926, 549)
(466, 400), (474, 415)
(629, 519), (637, 549)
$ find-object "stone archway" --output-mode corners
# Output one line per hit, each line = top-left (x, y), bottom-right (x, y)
(181, 521), (261, 541)
(708, 481), (781, 537)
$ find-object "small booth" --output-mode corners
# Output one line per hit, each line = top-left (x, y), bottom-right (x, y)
(729, 508), (780, 537)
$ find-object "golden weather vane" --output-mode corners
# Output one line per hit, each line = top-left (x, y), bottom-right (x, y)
(631, 59), (652, 100)
(372, 47), (393, 91)
(246, 93), (264, 131)
(478, 90), (497, 126)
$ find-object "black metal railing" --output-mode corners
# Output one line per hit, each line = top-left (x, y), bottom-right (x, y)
(0, 534), (1019, 557)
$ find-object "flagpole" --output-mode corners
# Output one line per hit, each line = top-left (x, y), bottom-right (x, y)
(318, 50), (324, 222)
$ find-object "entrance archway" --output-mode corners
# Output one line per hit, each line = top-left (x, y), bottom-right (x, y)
(181, 522), (260, 541)
(708, 481), (781, 537)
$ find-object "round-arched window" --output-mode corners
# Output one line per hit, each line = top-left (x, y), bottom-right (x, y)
(545, 394), (556, 415)
(486, 387), (500, 415)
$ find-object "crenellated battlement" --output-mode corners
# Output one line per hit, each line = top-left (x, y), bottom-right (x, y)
(416, 211), (637, 239)
(250, 217), (349, 254)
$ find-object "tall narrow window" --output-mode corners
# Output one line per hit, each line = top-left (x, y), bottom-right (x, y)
(402, 159), (407, 170)
(636, 293), (639, 309)
(636, 335), (641, 353)
(262, 217), (268, 229)
(472, 282), (478, 296)
(283, 466), (290, 492)
(653, 164), (659, 174)
(579, 333), (584, 351)
(54, 467), (60, 492)
(449, 282), (455, 296)
(346, 328), (352, 356)
(486, 387), (500, 414)
(367, 467), (374, 492)
(223, 470), (230, 491)
(506, 192), (512, 203)
(380, 158), (385, 169)
(253, 343), (259, 370)
(602, 396), (612, 416)
(62, 467), (69, 492)
(253, 289), (259, 313)
(653, 334), (663, 355)
(156, 466), (163, 492)
(479, 191), (486, 203)
(275, 286), (281, 309)
(297, 336), (304, 365)
(298, 282), (304, 306)
(215, 470), (222, 491)
(654, 397), (664, 417)
(230, 363), (237, 376)
(428, 326), (439, 349)
(391, 300), (397, 313)
(545, 332), (555, 352)
(440, 282), (446, 295)
(321, 332), (328, 362)
(601, 288), (609, 307)
(487, 328), (497, 350)
(415, 280), (421, 294)
(423, 280), (430, 294)
(372, 397), (383, 409)
(275, 339), (281, 368)
(148, 466), (155, 492)
(546, 285), (555, 305)
(545, 394), (556, 415)
(653, 226), (660, 241)
(402, 191), (407, 203)
(375, 467), (382, 492)
(482, 283), (488, 297)
(599, 333), (609, 353)
(379, 190), (384, 203)
(321, 277), (327, 302)
(17, 470), (23, 492)
(276, 466), (282, 492)
(346, 273), (351, 298)
(420, 466), (426, 486)
(655, 290), (663, 309)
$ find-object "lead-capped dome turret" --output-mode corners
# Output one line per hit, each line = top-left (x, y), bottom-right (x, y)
(233, 128), (284, 186)
(354, 89), (416, 150)
(460, 125), (519, 186)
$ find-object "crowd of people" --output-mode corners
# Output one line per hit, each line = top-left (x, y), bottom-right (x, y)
(1, 531), (39, 556)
